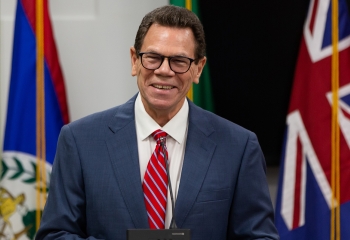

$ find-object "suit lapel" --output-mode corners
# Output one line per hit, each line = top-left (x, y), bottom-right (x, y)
(105, 95), (149, 228)
(175, 102), (216, 228)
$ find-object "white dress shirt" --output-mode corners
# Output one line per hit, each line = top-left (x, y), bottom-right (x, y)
(134, 93), (189, 229)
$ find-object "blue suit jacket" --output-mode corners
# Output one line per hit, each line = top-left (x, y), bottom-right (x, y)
(36, 95), (279, 240)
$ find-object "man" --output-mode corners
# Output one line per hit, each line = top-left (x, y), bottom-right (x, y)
(36, 5), (279, 240)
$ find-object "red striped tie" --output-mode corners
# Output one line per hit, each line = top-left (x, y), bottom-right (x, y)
(143, 129), (168, 229)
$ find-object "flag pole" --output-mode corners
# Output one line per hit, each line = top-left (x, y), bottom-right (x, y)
(36, 0), (47, 230)
(185, 0), (193, 101)
(331, 0), (340, 239)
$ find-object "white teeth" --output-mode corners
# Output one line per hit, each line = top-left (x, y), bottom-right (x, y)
(153, 84), (173, 90)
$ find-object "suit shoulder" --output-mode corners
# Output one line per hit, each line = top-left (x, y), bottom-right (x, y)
(63, 95), (136, 137)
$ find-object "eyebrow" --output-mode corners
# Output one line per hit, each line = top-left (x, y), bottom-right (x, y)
(143, 51), (192, 58)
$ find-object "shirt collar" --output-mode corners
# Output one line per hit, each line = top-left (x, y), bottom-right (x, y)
(135, 93), (189, 144)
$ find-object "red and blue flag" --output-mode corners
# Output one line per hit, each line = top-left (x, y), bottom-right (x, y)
(275, 0), (350, 239)
(1, 0), (69, 238)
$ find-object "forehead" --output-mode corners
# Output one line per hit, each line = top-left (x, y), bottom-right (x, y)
(141, 24), (196, 57)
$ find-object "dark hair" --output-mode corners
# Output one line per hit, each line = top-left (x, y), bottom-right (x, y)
(134, 5), (206, 63)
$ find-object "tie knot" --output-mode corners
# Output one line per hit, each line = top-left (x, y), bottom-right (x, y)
(151, 129), (167, 144)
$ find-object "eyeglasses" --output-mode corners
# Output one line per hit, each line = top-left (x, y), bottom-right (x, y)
(138, 52), (195, 74)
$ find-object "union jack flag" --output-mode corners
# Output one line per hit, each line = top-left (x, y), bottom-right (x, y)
(275, 0), (350, 239)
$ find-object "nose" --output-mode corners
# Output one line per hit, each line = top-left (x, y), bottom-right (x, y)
(155, 57), (175, 76)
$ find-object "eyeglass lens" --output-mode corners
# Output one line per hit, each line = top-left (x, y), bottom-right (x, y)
(141, 53), (192, 73)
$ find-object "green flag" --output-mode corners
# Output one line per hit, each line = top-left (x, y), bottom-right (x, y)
(170, 0), (215, 112)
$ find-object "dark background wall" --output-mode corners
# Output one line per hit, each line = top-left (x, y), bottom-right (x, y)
(198, 1), (311, 166)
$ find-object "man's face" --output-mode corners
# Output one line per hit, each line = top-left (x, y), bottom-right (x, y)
(130, 24), (206, 122)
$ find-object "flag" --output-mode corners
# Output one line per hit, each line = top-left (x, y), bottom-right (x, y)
(275, 0), (350, 239)
(170, 0), (215, 112)
(0, 0), (69, 239)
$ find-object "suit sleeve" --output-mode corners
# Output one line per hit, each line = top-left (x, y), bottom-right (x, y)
(228, 132), (280, 240)
(36, 125), (102, 240)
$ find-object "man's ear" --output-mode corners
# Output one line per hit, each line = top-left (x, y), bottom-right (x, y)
(130, 47), (138, 76)
(193, 56), (207, 84)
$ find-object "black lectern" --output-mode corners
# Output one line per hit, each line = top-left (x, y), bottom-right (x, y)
(127, 229), (191, 240)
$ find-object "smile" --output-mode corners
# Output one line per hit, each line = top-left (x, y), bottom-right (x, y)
(153, 84), (174, 90)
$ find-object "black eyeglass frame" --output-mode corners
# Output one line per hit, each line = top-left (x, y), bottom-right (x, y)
(138, 52), (196, 74)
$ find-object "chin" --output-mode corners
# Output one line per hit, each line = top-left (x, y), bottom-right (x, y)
(151, 102), (173, 111)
